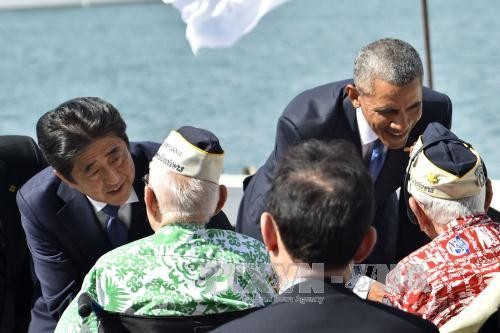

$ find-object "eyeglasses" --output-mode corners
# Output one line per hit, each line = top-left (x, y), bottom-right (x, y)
(142, 173), (149, 187)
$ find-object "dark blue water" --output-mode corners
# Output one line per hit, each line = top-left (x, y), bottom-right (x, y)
(1, 0), (499, 177)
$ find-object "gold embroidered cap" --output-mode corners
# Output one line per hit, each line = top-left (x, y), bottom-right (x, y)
(407, 123), (486, 200)
(153, 126), (224, 184)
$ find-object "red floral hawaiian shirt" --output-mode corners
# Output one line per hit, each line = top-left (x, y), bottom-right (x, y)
(383, 214), (500, 327)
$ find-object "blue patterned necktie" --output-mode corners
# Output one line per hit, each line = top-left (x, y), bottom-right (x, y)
(102, 205), (128, 248)
(368, 139), (386, 180)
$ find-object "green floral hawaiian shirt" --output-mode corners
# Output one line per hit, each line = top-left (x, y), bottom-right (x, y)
(55, 223), (277, 333)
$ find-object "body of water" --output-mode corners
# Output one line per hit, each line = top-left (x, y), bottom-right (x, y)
(1, 0), (499, 177)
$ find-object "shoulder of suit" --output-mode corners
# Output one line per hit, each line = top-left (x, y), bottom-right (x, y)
(422, 86), (451, 103)
(361, 298), (438, 331)
(129, 141), (161, 160)
(281, 79), (353, 121)
(19, 166), (60, 194)
(278, 80), (354, 142)
(129, 141), (161, 151)
(288, 79), (352, 105)
(16, 166), (70, 214)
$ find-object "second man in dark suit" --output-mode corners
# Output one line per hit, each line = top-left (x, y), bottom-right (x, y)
(237, 38), (452, 264)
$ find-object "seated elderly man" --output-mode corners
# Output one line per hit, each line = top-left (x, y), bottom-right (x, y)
(55, 126), (276, 333)
(213, 139), (438, 333)
(367, 122), (499, 328)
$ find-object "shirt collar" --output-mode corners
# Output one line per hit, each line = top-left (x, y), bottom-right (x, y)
(157, 222), (205, 233)
(87, 188), (139, 212)
(444, 214), (491, 233)
(356, 107), (379, 146)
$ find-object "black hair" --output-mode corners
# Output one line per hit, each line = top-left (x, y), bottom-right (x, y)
(36, 97), (129, 182)
(267, 139), (375, 269)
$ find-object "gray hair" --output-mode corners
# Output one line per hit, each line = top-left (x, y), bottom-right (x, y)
(353, 38), (424, 95)
(411, 187), (486, 225)
(148, 159), (219, 225)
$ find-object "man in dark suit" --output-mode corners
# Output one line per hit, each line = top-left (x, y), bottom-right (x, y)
(0, 135), (47, 333)
(16, 97), (232, 333)
(213, 139), (438, 333)
(237, 38), (452, 264)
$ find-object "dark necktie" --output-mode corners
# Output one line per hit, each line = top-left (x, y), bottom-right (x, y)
(368, 139), (386, 180)
(102, 205), (128, 248)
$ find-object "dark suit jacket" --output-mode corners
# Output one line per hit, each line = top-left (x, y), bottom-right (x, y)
(212, 279), (439, 333)
(0, 135), (47, 333)
(17, 141), (232, 333)
(236, 79), (452, 261)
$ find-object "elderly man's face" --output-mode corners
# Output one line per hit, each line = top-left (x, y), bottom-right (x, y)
(62, 136), (135, 206)
(358, 78), (422, 149)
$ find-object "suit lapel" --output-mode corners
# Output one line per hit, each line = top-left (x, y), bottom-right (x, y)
(342, 94), (362, 153)
(56, 182), (112, 264)
(374, 149), (408, 205)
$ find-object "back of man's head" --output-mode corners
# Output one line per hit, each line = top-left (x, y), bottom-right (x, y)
(148, 126), (225, 225)
(406, 122), (487, 224)
(267, 139), (375, 269)
(354, 38), (423, 95)
(36, 97), (129, 182)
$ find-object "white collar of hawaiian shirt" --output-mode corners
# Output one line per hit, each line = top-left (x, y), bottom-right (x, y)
(157, 222), (205, 231)
(444, 214), (491, 233)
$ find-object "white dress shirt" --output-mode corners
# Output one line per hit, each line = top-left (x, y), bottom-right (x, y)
(356, 107), (387, 161)
(87, 189), (139, 230)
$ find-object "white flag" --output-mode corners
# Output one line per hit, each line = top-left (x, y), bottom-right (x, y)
(163, 0), (291, 55)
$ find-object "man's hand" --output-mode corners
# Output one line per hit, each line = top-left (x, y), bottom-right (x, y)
(367, 280), (386, 302)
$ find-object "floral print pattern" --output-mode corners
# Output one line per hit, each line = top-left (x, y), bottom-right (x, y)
(55, 223), (277, 333)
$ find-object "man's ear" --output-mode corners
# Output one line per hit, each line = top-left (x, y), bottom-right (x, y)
(214, 184), (227, 215)
(54, 169), (75, 186)
(352, 226), (377, 263)
(485, 178), (493, 212)
(409, 197), (430, 232)
(144, 186), (161, 231)
(346, 84), (361, 108)
(260, 212), (279, 254)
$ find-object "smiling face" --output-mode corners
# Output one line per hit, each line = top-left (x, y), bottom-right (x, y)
(349, 78), (423, 149)
(56, 136), (135, 206)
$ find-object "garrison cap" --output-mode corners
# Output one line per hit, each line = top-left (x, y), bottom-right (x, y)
(407, 123), (486, 200)
(152, 126), (224, 184)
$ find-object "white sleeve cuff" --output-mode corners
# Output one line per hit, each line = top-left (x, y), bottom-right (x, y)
(352, 276), (376, 299)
